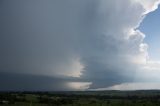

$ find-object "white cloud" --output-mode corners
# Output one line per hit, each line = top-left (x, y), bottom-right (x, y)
(135, 0), (160, 14)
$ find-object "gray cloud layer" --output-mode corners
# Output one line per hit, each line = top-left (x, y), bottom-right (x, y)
(0, 0), (160, 90)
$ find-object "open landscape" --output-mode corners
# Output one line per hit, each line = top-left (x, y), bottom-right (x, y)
(0, 90), (160, 106)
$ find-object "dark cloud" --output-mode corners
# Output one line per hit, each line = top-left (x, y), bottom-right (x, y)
(0, 71), (85, 91)
(0, 0), (160, 90)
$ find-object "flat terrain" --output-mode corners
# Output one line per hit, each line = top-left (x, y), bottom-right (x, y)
(0, 90), (160, 106)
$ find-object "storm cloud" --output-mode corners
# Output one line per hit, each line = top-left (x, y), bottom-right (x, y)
(0, 0), (160, 91)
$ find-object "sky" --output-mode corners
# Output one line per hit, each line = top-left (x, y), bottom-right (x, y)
(140, 6), (160, 61)
(1, 0), (160, 91)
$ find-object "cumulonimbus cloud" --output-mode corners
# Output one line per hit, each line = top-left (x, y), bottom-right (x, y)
(0, 0), (160, 90)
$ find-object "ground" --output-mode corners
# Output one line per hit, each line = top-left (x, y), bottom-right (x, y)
(0, 90), (160, 106)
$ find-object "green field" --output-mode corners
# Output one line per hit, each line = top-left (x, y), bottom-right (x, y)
(0, 90), (160, 106)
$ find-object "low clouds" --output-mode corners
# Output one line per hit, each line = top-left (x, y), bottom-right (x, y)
(0, 0), (160, 90)
(0, 71), (92, 91)
(94, 82), (160, 91)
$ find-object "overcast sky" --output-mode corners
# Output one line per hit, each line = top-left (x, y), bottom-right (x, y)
(0, 0), (160, 91)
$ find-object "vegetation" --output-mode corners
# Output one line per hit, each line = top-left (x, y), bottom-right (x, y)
(0, 90), (160, 106)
